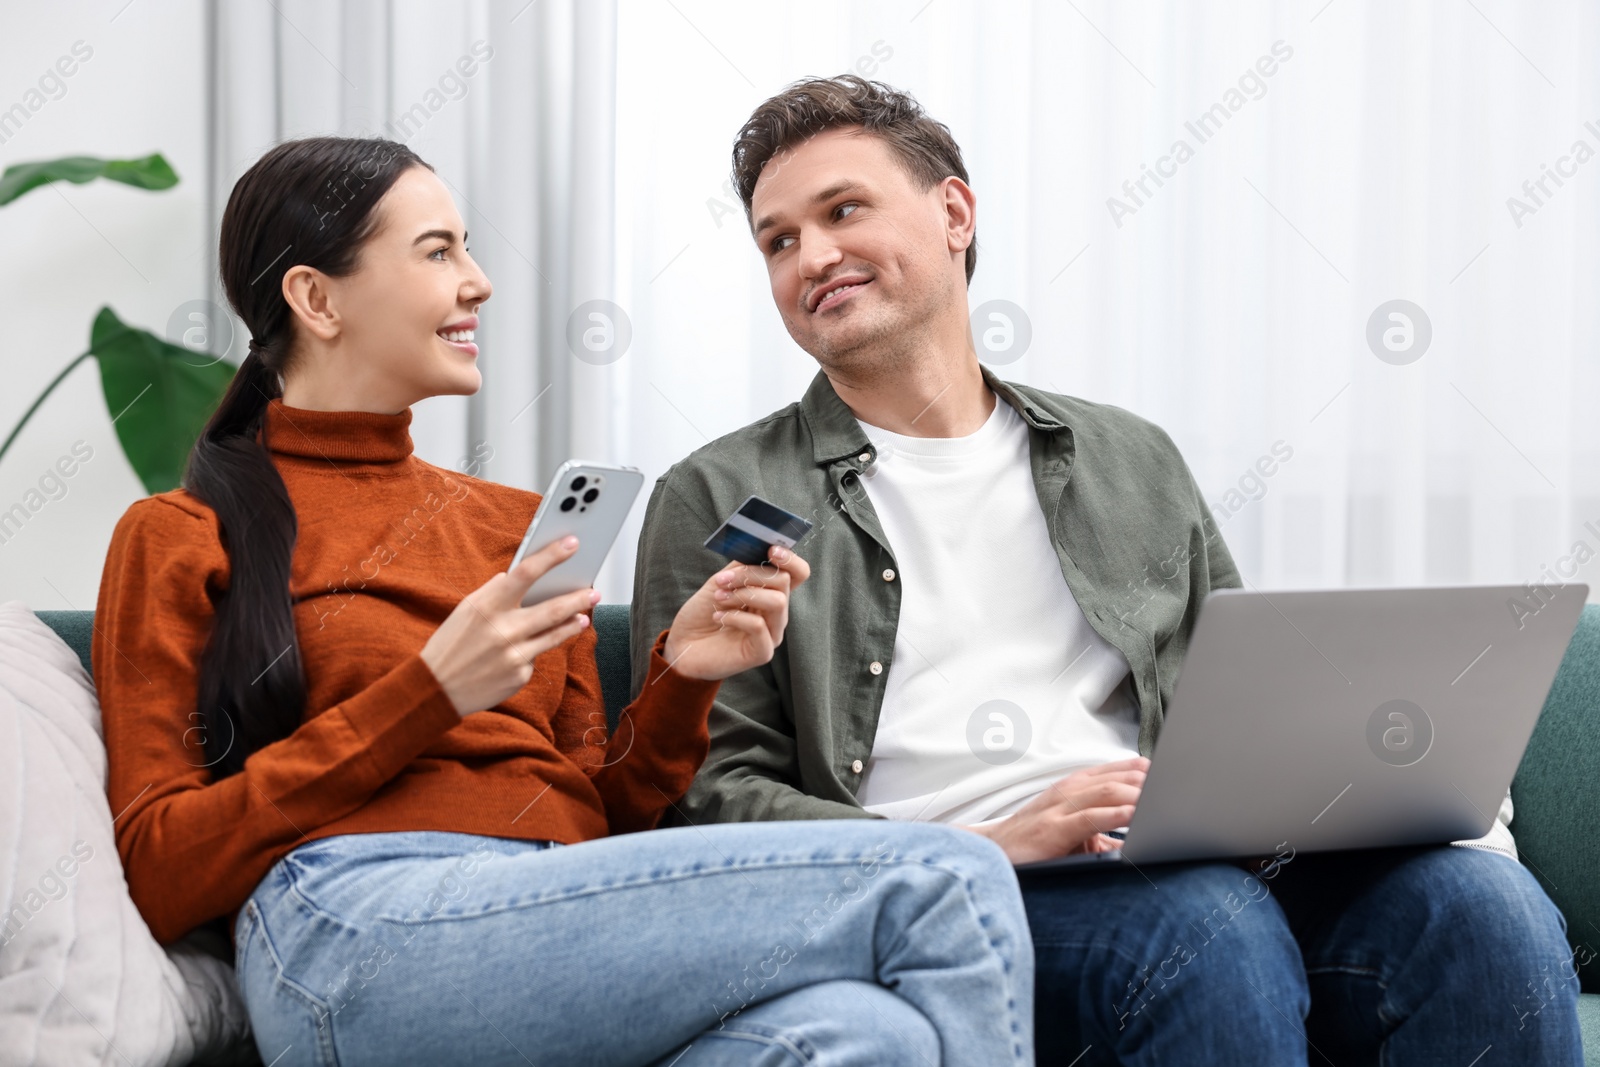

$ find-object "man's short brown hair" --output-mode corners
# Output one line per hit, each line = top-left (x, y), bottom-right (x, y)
(732, 74), (977, 284)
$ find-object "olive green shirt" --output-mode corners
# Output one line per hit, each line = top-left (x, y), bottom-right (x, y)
(630, 365), (1241, 825)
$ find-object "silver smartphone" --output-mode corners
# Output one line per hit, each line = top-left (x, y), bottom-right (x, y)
(509, 461), (645, 607)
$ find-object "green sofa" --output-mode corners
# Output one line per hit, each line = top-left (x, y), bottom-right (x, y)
(32, 602), (1600, 1056)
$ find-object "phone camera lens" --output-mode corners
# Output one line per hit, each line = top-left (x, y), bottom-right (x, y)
(559, 497), (577, 512)
(582, 488), (600, 503)
(570, 475), (588, 491)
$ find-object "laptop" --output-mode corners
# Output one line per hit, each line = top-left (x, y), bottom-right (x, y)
(1015, 583), (1588, 874)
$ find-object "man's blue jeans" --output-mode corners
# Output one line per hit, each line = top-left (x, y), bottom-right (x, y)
(1020, 843), (1581, 1064)
(233, 822), (1034, 1066)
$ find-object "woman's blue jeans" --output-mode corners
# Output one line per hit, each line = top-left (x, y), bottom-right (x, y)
(233, 822), (1033, 1066)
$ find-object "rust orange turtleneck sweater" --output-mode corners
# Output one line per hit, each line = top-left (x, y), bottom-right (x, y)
(93, 398), (718, 945)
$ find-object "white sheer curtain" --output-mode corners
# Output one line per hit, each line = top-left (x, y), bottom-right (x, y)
(199, 0), (1600, 603)
(609, 0), (1600, 603)
(205, 0), (625, 578)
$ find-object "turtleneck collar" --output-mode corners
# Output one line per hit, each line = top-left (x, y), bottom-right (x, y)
(260, 397), (415, 464)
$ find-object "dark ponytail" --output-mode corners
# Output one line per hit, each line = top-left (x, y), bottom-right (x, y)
(186, 137), (430, 777)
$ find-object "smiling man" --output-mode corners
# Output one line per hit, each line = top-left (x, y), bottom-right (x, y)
(630, 75), (1580, 1063)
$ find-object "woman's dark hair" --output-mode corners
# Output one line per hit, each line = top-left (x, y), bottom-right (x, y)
(186, 136), (429, 777)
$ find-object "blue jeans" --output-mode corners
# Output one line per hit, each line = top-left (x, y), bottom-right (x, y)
(1019, 843), (1581, 1064)
(233, 823), (1033, 1066)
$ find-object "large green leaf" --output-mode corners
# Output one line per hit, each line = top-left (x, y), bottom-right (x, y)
(89, 306), (235, 494)
(0, 153), (178, 207)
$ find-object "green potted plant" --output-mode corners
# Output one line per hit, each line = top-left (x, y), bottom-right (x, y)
(0, 154), (234, 492)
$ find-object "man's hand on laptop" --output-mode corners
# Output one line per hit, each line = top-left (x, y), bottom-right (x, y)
(967, 757), (1150, 865)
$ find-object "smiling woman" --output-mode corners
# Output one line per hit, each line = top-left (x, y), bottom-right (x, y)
(275, 163), (492, 413)
(89, 134), (1033, 1067)
(179, 137), (467, 779)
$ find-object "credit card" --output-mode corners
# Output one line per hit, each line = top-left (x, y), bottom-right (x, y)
(703, 495), (814, 565)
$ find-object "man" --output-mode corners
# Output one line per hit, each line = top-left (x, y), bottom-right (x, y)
(631, 75), (1579, 1063)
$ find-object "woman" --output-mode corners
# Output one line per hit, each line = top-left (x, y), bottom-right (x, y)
(93, 136), (1034, 1067)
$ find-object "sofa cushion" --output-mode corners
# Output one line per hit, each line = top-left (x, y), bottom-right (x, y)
(0, 601), (254, 1065)
(592, 603), (632, 733)
(1515, 604), (1600, 993)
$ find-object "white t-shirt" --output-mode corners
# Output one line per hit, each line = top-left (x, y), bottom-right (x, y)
(853, 396), (1142, 825)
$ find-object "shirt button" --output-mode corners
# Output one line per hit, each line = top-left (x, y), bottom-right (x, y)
(858, 451), (872, 463)
(851, 759), (864, 774)
(881, 568), (896, 582)
(869, 661), (883, 675)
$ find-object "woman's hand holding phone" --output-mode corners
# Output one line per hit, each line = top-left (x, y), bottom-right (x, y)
(420, 536), (599, 717)
(661, 545), (812, 681)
